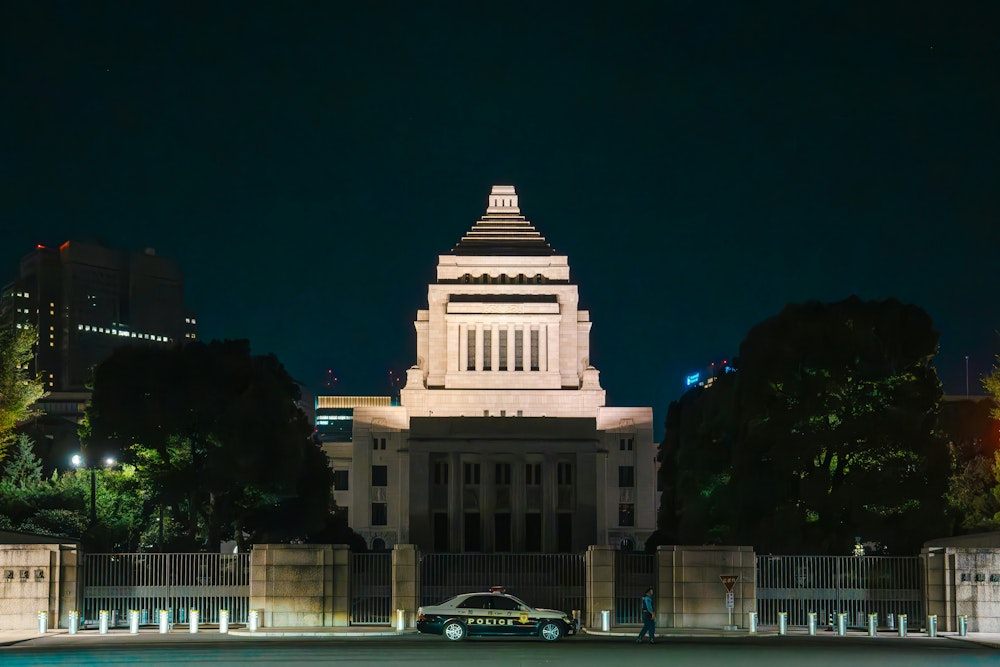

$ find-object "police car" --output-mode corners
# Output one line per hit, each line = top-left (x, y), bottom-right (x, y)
(416, 587), (579, 641)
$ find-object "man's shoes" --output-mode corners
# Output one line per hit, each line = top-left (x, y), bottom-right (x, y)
(649, 640), (655, 644)
(635, 639), (642, 644)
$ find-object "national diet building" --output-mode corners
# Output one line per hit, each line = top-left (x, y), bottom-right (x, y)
(327, 186), (657, 553)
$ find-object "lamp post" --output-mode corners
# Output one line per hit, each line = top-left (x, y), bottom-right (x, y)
(71, 454), (116, 526)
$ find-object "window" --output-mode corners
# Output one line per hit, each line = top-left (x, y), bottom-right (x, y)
(433, 462), (449, 485)
(433, 512), (449, 551)
(371, 502), (387, 526)
(514, 329), (523, 371)
(619, 437), (633, 451)
(498, 330), (508, 370)
(495, 463), (511, 485)
(333, 470), (349, 491)
(492, 595), (520, 611)
(526, 463), (541, 486)
(483, 327), (491, 370)
(619, 503), (635, 527)
(372, 465), (388, 487)
(530, 329), (539, 371)
(525, 513), (542, 552)
(467, 329), (476, 370)
(619, 466), (635, 487)
(372, 437), (386, 450)
(464, 462), (481, 485)
(557, 461), (572, 485)
(495, 512), (512, 552)
(464, 513), (481, 551)
(458, 595), (490, 610)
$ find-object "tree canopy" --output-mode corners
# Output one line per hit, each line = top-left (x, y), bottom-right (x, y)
(0, 325), (46, 462)
(85, 339), (341, 551)
(945, 357), (1000, 532)
(656, 296), (951, 555)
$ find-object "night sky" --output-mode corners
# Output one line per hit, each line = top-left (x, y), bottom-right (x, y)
(3, 1), (998, 440)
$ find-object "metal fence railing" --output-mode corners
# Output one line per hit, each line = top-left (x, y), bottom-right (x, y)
(420, 553), (585, 618)
(81, 553), (250, 626)
(756, 555), (924, 629)
(350, 553), (391, 625)
(615, 552), (656, 625)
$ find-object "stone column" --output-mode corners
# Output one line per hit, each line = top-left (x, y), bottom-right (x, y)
(506, 324), (516, 372)
(391, 545), (420, 628)
(457, 324), (467, 372)
(585, 545), (615, 630)
(491, 326), (500, 372)
(656, 545), (755, 629)
(475, 324), (483, 371)
(250, 544), (347, 627)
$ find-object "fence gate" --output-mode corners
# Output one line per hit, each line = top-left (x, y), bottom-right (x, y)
(81, 553), (249, 627)
(756, 555), (924, 629)
(615, 551), (656, 625)
(350, 553), (391, 625)
(421, 554), (585, 618)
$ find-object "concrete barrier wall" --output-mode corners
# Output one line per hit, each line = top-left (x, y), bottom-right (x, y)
(249, 544), (349, 627)
(923, 543), (1000, 632)
(656, 545), (756, 629)
(0, 543), (79, 631)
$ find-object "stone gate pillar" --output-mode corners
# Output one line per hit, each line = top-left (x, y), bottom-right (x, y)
(585, 545), (614, 629)
(391, 544), (420, 628)
(656, 545), (755, 629)
(250, 544), (349, 627)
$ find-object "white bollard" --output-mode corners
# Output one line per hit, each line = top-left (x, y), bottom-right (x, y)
(927, 614), (937, 637)
(219, 609), (229, 634)
(99, 610), (110, 634)
(69, 610), (80, 635)
(248, 609), (259, 632)
(836, 613), (847, 636)
(959, 615), (968, 636)
(778, 611), (788, 635)
(396, 609), (406, 631)
(868, 613), (878, 637)
(38, 611), (48, 634)
(748, 611), (757, 633)
(898, 614), (907, 637)
(129, 610), (139, 634)
(189, 609), (199, 633)
(600, 609), (610, 632)
(159, 609), (169, 633)
(807, 611), (817, 636)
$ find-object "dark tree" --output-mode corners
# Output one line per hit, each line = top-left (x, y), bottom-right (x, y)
(85, 339), (338, 551)
(656, 297), (951, 555)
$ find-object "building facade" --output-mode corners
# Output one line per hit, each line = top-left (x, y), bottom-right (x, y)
(326, 186), (657, 553)
(1, 241), (197, 467)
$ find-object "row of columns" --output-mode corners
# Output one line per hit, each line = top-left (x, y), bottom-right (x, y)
(457, 323), (547, 372)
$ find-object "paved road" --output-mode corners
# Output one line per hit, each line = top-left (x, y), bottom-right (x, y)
(1, 632), (997, 667)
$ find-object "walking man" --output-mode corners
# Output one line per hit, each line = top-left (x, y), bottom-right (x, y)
(636, 587), (655, 644)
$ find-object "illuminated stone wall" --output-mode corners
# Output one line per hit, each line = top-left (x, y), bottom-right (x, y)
(0, 542), (79, 631)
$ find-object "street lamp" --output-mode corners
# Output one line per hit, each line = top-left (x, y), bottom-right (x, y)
(71, 454), (116, 526)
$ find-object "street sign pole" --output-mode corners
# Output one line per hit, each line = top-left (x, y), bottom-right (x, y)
(719, 575), (740, 631)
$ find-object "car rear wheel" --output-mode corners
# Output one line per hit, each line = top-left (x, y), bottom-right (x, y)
(443, 620), (467, 641)
(539, 621), (563, 641)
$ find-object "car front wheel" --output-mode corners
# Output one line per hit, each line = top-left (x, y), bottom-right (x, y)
(443, 620), (467, 641)
(539, 621), (563, 642)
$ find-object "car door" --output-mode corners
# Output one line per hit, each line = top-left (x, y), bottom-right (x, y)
(456, 595), (492, 635)
(491, 594), (535, 636)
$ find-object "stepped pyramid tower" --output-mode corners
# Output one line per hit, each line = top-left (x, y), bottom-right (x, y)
(329, 186), (656, 553)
